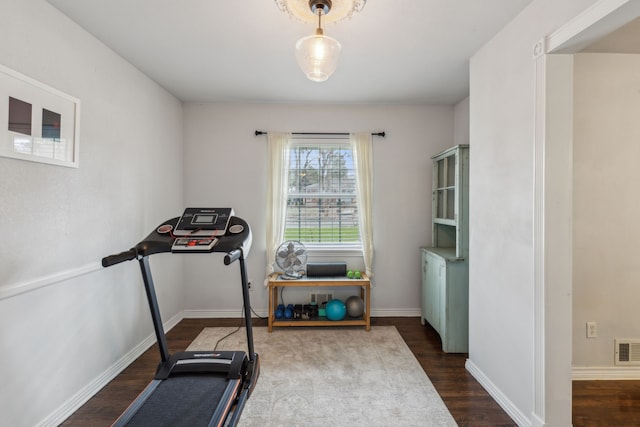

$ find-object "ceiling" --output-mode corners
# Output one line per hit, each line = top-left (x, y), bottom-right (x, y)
(47, 0), (537, 105)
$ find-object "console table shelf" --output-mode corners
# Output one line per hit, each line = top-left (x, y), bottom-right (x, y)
(267, 273), (371, 332)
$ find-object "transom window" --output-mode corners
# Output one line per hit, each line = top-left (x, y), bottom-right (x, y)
(285, 139), (361, 248)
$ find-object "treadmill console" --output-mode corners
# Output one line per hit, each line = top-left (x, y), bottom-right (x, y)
(171, 237), (218, 252)
(173, 207), (234, 237)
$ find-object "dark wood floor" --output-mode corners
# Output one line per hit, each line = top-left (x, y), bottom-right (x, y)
(573, 379), (640, 426)
(61, 317), (640, 426)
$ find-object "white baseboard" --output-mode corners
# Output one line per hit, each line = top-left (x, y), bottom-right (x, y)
(572, 366), (640, 380)
(371, 308), (422, 317)
(38, 312), (183, 427)
(465, 359), (528, 427)
(183, 308), (259, 318)
(184, 308), (422, 319)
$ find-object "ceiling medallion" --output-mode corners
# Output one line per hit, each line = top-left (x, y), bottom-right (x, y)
(275, 0), (367, 25)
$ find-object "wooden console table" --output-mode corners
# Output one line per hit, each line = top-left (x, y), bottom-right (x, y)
(267, 273), (371, 332)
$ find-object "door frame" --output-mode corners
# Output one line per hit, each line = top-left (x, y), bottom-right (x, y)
(532, 0), (640, 425)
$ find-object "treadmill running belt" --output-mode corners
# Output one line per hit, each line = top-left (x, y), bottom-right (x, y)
(124, 373), (236, 427)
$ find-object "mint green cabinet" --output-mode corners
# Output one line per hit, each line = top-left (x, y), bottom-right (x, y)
(421, 145), (469, 353)
(421, 248), (469, 352)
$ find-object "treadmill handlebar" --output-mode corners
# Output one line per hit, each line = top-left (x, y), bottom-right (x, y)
(224, 249), (242, 265)
(102, 249), (137, 267)
(101, 216), (251, 267)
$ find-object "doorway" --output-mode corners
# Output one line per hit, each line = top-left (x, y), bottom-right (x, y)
(534, 2), (640, 424)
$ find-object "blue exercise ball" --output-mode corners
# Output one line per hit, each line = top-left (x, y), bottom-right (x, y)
(325, 299), (347, 321)
(345, 295), (364, 318)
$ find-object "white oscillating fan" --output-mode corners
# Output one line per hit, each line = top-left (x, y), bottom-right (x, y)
(275, 240), (308, 279)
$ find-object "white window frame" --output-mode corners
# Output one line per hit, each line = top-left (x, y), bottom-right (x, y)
(286, 137), (363, 255)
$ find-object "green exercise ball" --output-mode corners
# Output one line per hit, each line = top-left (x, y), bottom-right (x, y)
(325, 299), (346, 321)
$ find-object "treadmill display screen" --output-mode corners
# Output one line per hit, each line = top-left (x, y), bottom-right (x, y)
(173, 208), (234, 237)
(192, 214), (217, 224)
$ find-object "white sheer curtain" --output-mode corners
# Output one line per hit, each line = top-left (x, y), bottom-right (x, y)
(265, 132), (291, 285)
(350, 132), (374, 279)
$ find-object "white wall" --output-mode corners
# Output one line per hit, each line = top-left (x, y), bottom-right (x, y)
(0, 1), (184, 425)
(182, 103), (454, 316)
(467, 0), (598, 425)
(573, 53), (640, 367)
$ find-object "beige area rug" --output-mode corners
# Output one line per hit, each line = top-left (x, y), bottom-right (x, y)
(188, 326), (457, 426)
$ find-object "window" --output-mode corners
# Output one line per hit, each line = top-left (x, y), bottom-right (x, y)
(285, 139), (361, 248)
(265, 131), (373, 279)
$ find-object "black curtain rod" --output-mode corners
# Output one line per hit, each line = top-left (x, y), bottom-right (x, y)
(254, 130), (385, 137)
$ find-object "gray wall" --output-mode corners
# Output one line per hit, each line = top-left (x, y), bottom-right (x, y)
(0, 1), (184, 425)
(573, 52), (640, 369)
(454, 97), (470, 145)
(181, 102), (456, 316)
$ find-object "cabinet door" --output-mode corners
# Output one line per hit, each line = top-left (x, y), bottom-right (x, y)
(422, 251), (444, 334)
(434, 154), (456, 222)
(430, 145), (469, 259)
(421, 250), (429, 325)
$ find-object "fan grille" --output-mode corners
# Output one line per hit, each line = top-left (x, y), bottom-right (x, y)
(276, 240), (308, 279)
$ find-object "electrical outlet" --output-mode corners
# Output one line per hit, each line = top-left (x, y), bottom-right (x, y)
(310, 292), (333, 305)
(586, 321), (597, 338)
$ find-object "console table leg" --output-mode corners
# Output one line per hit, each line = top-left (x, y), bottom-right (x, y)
(365, 285), (371, 331)
(268, 285), (274, 332)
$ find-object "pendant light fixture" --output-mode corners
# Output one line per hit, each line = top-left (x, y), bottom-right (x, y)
(277, 0), (366, 82)
(294, 0), (340, 82)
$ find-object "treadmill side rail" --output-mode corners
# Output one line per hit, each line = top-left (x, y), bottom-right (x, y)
(111, 380), (161, 427)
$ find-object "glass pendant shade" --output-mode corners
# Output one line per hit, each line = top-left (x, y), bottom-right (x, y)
(295, 33), (342, 82)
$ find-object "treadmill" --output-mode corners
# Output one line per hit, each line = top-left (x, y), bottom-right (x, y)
(102, 213), (259, 427)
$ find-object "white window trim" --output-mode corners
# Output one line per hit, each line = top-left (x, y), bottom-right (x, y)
(286, 137), (362, 248)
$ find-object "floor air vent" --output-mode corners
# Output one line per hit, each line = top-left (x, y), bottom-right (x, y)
(615, 339), (640, 365)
